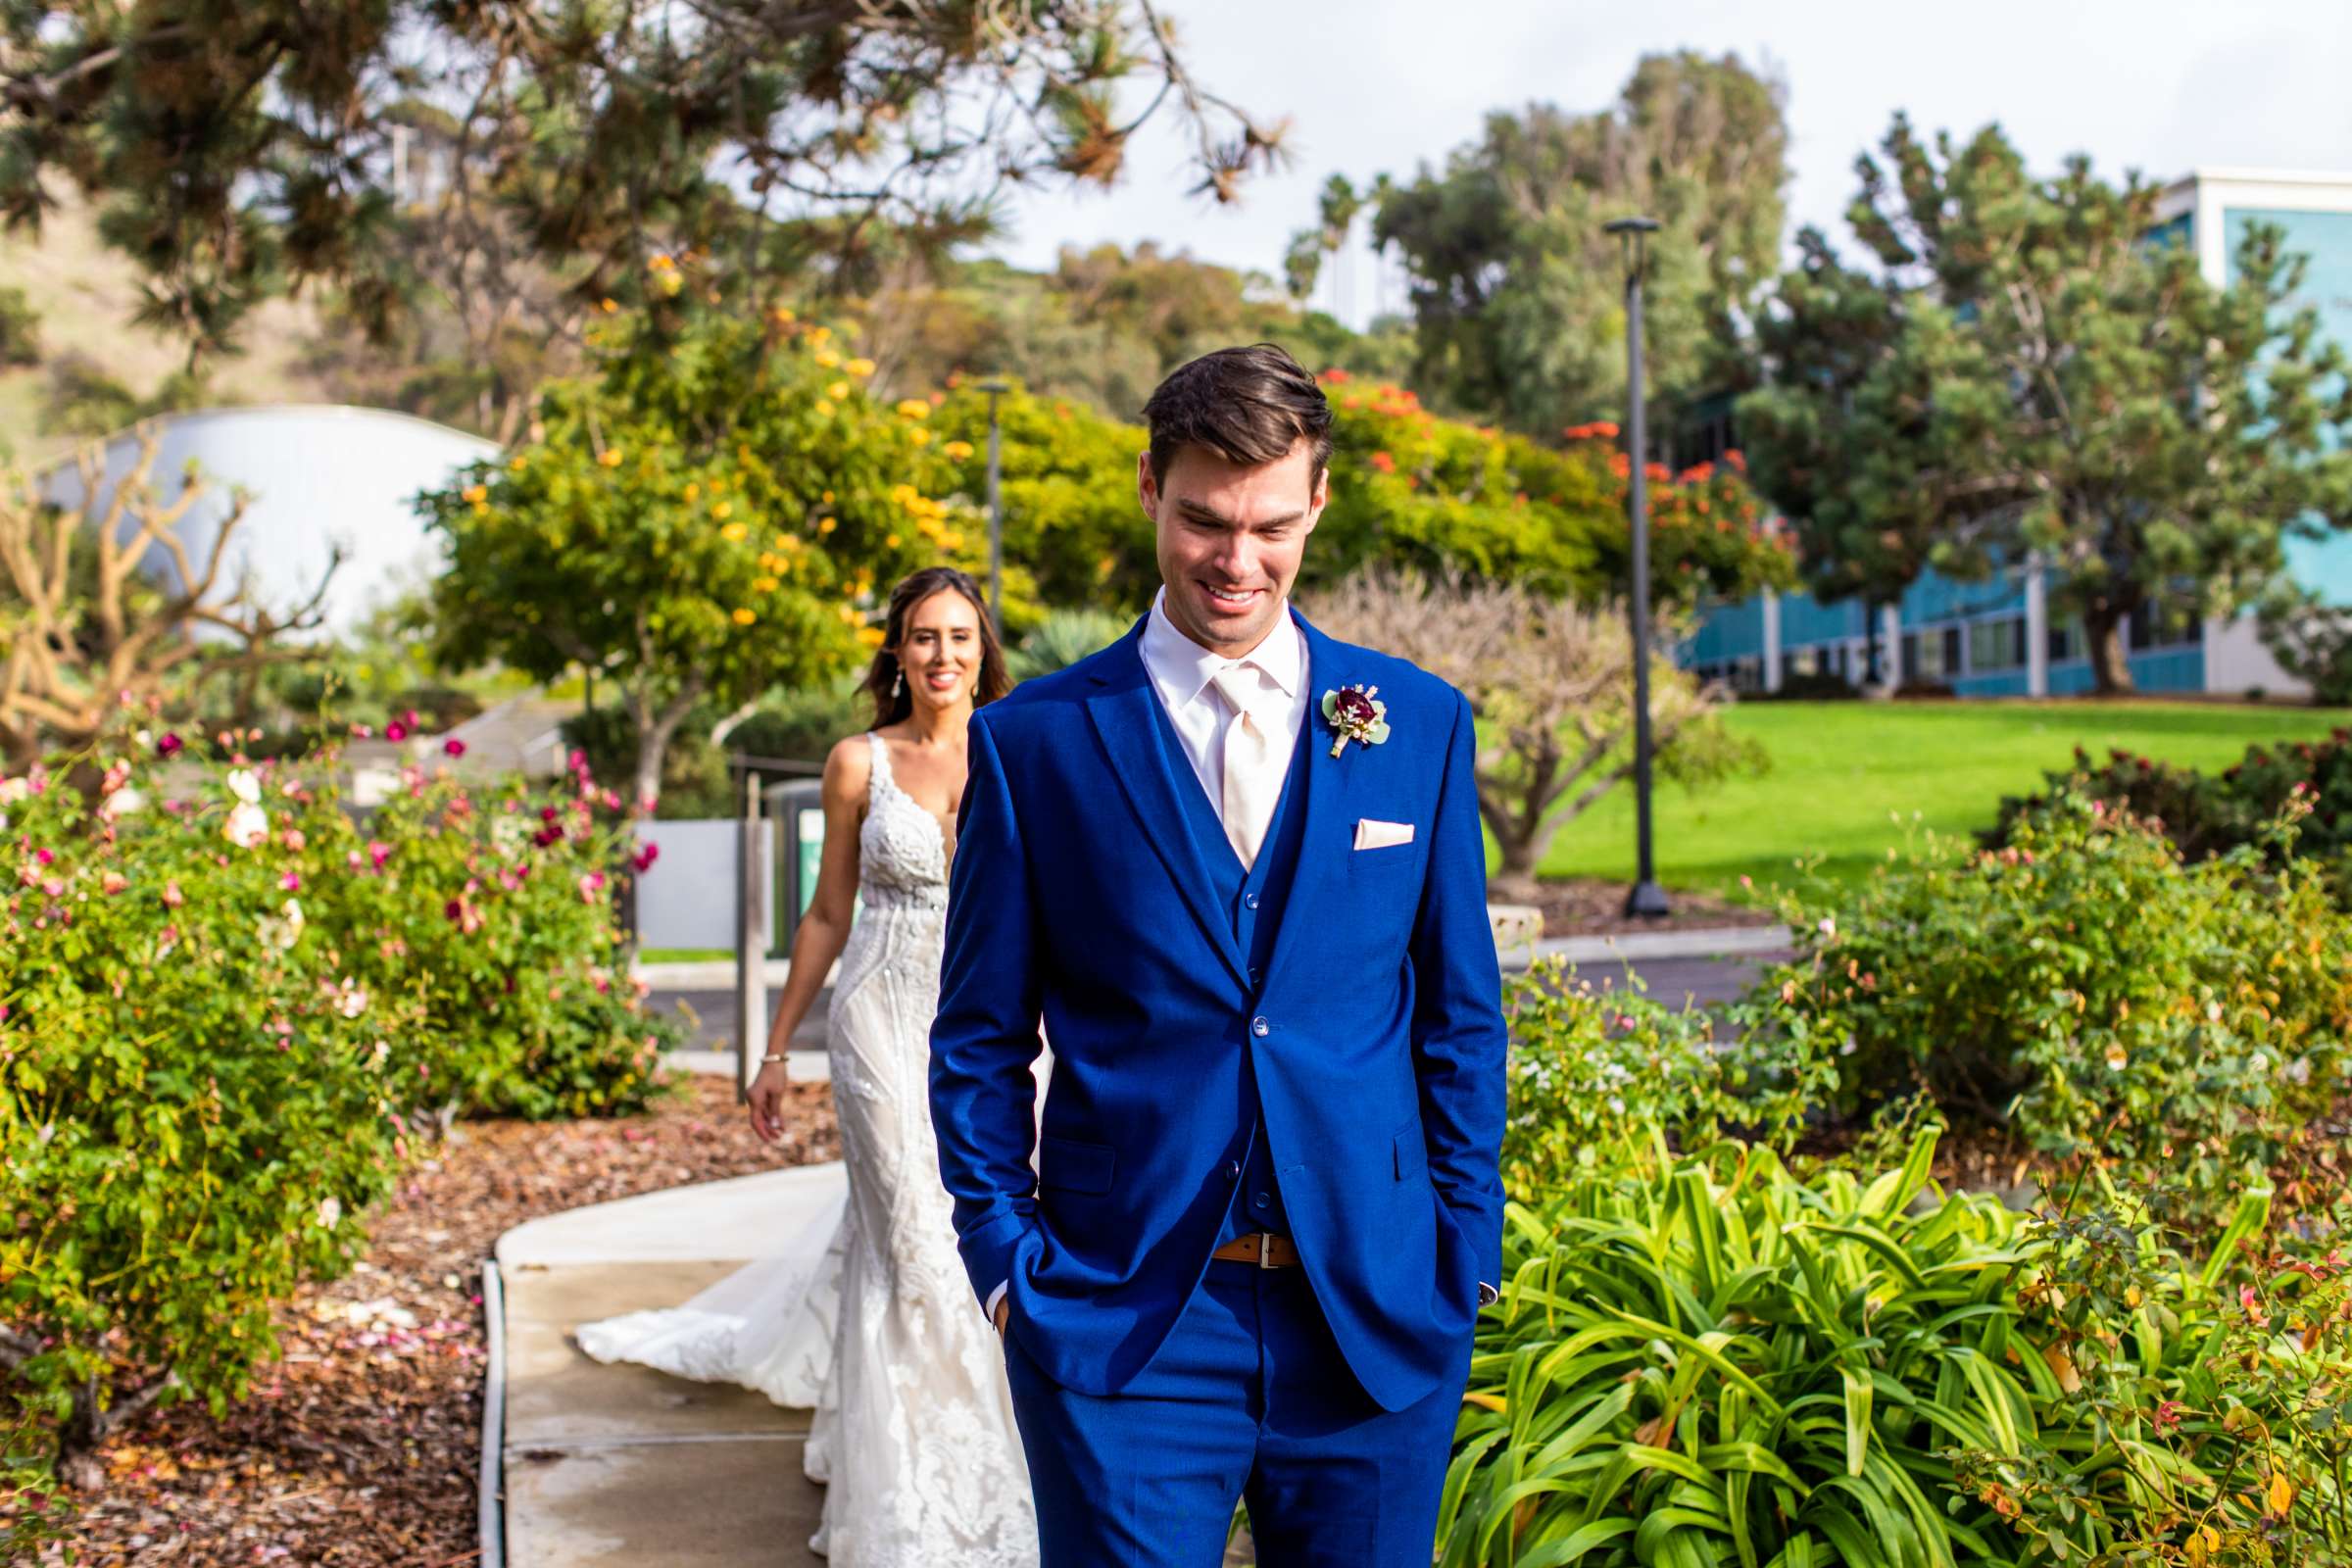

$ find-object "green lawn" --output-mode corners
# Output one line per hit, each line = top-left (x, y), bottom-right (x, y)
(1540, 700), (2351, 901)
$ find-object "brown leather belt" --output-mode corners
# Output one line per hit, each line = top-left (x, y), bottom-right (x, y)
(1210, 1232), (1299, 1268)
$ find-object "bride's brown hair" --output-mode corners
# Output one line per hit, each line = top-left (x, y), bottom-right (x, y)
(862, 566), (1012, 729)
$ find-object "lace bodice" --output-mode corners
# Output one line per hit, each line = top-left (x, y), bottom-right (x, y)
(858, 732), (950, 907)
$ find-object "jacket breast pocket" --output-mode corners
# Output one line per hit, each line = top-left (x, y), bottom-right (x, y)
(1039, 1136), (1116, 1195)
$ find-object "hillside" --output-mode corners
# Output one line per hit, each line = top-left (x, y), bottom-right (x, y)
(0, 195), (348, 466)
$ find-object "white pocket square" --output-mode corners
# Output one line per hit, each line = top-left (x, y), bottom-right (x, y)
(1353, 818), (1415, 851)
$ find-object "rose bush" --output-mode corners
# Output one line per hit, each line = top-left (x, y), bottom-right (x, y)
(0, 735), (674, 1482)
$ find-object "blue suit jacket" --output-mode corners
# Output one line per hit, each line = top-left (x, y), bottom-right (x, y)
(927, 609), (1506, 1412)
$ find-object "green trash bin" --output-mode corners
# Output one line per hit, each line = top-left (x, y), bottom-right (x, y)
(765, 779), (827, 952)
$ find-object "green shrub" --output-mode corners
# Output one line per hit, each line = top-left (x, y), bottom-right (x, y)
(1956, 1192), (2352, 1565)
(1447, 1130), (2035, 1566)
(1768, 794), (2352, 1223)
(1990, 734), (2352, 902)
(1500, 961), (1833, 1201)
(0, 286), (38, 369)
(1443, 1132), (2341, 1567)
(728, 676), (867, 764)
(0, 738), (674, 1477)
(1009, 607), (1131, 680)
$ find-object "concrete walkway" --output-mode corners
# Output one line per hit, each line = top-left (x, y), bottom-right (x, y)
(502, 924), (1796, 1561)
(494, 1165), (847, 1567)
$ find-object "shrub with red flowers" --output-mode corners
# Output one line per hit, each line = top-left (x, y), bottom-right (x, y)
(1314, 374), (1795, 608)
(910, 370), (1797, 621)
(0, 738), (675, 1487)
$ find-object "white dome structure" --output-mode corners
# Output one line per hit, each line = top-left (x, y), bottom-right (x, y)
(40, 405), (501, 637)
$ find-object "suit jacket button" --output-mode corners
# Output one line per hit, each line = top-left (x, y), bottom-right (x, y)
(1225, 1160), (1242, 1181)
(1250, 1016), (1269, 1037)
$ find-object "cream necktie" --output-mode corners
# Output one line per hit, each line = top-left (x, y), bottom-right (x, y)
(1207, 665), (1278, 870)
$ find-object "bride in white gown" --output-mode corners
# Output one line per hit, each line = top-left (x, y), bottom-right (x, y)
(578, 567), (1038, 1566)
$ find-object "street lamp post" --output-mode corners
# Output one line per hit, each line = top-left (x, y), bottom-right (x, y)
(1606, 216), (1671, 920)
(977, 377), (1009, 640)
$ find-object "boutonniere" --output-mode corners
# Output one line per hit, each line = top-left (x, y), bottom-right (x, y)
(1320, 684), (1391, 758)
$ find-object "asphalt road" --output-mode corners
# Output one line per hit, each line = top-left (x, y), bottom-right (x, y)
(654, 950), (1788, 1056)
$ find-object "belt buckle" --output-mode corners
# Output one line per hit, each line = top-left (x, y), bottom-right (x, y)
(1255, 1232), (1276, 1270)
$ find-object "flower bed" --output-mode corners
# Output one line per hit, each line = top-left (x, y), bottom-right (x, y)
(1444, 1132), (2350, 1566)
(4, 1074), (836, 1561)
(1, 736), (679, 1487)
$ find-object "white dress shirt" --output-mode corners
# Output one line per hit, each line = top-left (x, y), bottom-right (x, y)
(1137, 589), (1311, 841)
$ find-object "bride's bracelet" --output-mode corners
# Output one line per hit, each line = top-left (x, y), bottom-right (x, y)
(759, 1052), (788, 1066)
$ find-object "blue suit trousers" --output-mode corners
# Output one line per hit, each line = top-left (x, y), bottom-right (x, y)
(1002, 1260), (1470, 1567)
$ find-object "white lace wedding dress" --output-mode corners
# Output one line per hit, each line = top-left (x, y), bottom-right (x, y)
(578, 733), (1038, 1565)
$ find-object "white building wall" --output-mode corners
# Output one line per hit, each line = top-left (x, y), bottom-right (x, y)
(2205, 612), (2309, 699)
(40, 405), (499, 638)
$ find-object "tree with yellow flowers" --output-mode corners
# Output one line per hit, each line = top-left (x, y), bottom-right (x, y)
(421, 265), (982, 808)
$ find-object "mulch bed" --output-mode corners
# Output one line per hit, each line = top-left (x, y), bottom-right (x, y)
(1528, 877), (1782, 938)
(28, 1073), (838, 1567)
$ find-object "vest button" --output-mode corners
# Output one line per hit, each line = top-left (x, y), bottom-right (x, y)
(1244, 892), (1260, 910)
(1250, 1016), (1269, 1037)
(1252, 1192), (1271, 1210)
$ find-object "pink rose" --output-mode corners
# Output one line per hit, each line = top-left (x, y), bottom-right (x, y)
(385, 720), (410, 743)
(157, 732), (183, 758)
(444, 738), (467, 758)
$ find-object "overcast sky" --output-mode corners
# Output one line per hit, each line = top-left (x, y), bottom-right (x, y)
(992, 0), (2352, 325)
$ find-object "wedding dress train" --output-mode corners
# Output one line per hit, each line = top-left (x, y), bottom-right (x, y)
(578, 732), (1037, 1565)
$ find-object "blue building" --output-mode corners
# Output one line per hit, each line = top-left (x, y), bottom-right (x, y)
(1684, 169), (2352, 700)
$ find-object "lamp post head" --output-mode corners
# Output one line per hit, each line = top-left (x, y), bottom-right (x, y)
(976, 376), (1010, 403)
(1603, 215), (1661, 280)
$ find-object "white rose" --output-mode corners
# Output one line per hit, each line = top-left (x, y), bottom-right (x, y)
(100, 786), (146, 818)
(336, 982), (369, 1019)
(318, 1197), (343, 1228)
(260, 897), (305, 951)
(226, 768), (263, 805)
(224, 801), (270, 849)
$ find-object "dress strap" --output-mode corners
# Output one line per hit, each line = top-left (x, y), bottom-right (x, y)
(864, 731), (894, 798)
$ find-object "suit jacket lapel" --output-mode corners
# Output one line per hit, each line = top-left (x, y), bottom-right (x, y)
(1261, 612), (1371, 997)
(1083, 625), (1251, 988)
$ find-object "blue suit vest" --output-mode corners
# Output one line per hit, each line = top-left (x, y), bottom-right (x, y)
(1139, 685), (1313, 1245)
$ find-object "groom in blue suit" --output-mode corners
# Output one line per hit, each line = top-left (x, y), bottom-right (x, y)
(929, 344), (1506, 1565)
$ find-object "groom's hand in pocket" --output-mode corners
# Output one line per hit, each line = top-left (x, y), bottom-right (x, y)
(993, 1296), (1011, 1337)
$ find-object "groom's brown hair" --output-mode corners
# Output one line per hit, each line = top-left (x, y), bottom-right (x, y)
(1141, 343), (1334, 491)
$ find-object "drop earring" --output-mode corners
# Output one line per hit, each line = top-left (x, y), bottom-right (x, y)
(891, 663), (905, 702)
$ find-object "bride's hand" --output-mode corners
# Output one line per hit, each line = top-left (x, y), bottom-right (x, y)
(747, 1060), (792, 1145)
